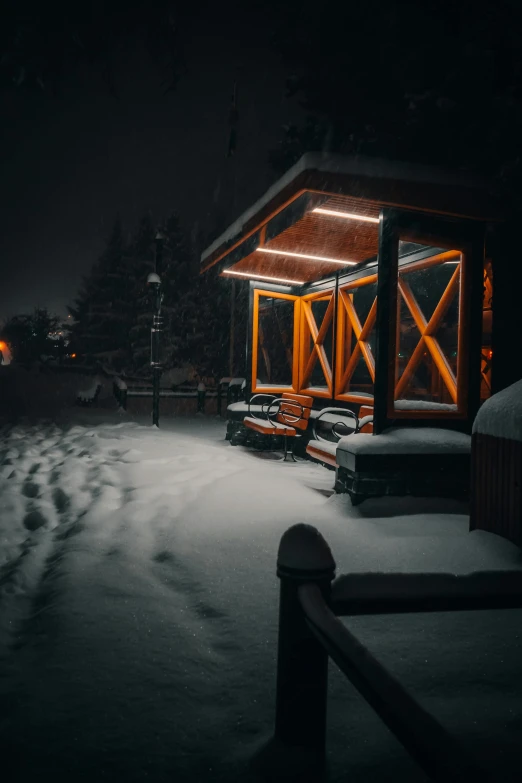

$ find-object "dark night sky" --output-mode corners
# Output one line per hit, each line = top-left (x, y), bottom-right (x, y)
(0, 8), (300, 320)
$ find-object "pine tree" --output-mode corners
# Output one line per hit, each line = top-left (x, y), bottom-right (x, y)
(68, 216), (134, 369)
(127, 213), (156, 374)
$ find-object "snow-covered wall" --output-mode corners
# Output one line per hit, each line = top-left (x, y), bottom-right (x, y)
(473, 379), (522, 442)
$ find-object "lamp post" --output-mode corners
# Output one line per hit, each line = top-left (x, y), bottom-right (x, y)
(148, 230), (165, 427)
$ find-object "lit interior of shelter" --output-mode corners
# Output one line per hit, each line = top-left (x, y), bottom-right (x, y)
(201, 155), (498, 434)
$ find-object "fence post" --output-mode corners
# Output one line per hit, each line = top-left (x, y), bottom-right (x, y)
(268, 524), (336, 778)
(197, 382), (206, 413)
(217, 380), (223, 417)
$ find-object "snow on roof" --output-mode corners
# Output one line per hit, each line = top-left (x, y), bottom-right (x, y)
(473, 379), (522, 442)
(202, 152), (487, 262)
(337, 427), (471, 456)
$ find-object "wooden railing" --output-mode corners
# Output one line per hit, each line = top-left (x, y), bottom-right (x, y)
(112, 377), (246, 415)
(258, 524), (522, 782)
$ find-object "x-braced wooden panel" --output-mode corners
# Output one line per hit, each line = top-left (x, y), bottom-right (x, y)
(337, 289), (377, 395)
(299, 293), (334, 395)
(395, 264), (461, 404)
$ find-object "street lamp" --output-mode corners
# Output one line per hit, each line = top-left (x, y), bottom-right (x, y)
(147, 230), (165, 427)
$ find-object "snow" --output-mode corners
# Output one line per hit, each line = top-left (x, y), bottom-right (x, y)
(473, 379), (522, 442)
(394, 400), (458, 411)
(76, 378), (102, 400)
(201, 153), (488, 263)
(114, 376), (127, 390)
(229, 377), (246, 387)
(337, 427), (471, 456)
(0, 414), (521, 782)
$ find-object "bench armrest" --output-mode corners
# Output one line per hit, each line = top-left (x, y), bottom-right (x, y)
(358, 414), (373, 431)
(312, 407), (359, 442)
(248, 393), (278, 420)
(267, 397), (304, 426)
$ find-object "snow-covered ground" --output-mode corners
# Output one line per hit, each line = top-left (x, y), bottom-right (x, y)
(1, 413), (521, 782)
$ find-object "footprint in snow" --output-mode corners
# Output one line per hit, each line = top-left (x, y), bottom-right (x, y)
(22, 480), (40, 499)
(153, 549), (174, 564)
(52, 487), (70, 514)
(23, 509), (47, 531)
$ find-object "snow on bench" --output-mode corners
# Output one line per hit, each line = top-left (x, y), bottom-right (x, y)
(76, 380), (102, 406)
(336, 427), (471, 464)
(335, 428), (471, 503)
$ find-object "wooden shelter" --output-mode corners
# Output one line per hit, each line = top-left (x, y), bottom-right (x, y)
(201, 153), (506, 435)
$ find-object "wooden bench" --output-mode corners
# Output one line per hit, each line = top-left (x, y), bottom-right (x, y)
(243, 393), (313, 461)
(306, 408), (374, 468)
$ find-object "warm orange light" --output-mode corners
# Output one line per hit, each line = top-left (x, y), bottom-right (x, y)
(223, 270), (304, 285)
(71, 353), (77, 358)
(312, 207), (379, 223)
(256, 247), (356, 266)
(0, 341), (5, 350)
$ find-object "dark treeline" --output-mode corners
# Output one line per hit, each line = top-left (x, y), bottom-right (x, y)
(67, 212), (248, 380)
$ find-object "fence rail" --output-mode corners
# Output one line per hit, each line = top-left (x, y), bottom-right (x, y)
(113, 377), (245, 415)
(260, 523), (522, 782)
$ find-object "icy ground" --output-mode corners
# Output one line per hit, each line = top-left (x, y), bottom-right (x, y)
(1, 415), (522, 782)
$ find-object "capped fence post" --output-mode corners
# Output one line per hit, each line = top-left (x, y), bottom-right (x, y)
(272, 524), (336, 776)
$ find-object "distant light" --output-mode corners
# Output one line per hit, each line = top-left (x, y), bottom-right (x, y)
(313, 207), (379, 223)
(256, 247), (356, 266)
(0, 341), (5, 350)
(223, 270), (304, 285)
(71, 353), (77, 358)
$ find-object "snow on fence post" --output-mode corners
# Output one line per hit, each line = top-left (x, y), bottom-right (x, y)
(274, 524), (336, 768)
(113, 378), (127, 411)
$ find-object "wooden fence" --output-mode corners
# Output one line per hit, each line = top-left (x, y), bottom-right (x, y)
(259, 523), (522, 782)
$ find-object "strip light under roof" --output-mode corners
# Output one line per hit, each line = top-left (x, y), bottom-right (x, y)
(223, 270), (304, 285)
(256, 247), (356, 266)
(313, 207), (380, 223)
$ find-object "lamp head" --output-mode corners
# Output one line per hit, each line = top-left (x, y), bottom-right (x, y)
(147, 272), (161, 286)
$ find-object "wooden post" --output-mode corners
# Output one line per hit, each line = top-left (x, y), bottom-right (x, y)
(229, 278), (236, 377)
(217, 380), (223, 417)
(374, 209), (398, 434)
(197, 382), (206, 414)
(274, 524), (336, 766)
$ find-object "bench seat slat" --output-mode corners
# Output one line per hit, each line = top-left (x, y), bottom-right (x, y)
(306, 439), (338, 467)
(243, 417), (297, 437)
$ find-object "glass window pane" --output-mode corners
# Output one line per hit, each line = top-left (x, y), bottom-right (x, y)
(394, 249), (461, 411)
(336, 280), (377, 399)
(257, 296), (294, 387)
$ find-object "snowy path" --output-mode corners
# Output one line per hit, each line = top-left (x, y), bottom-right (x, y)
(1, 417), (522, 782)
